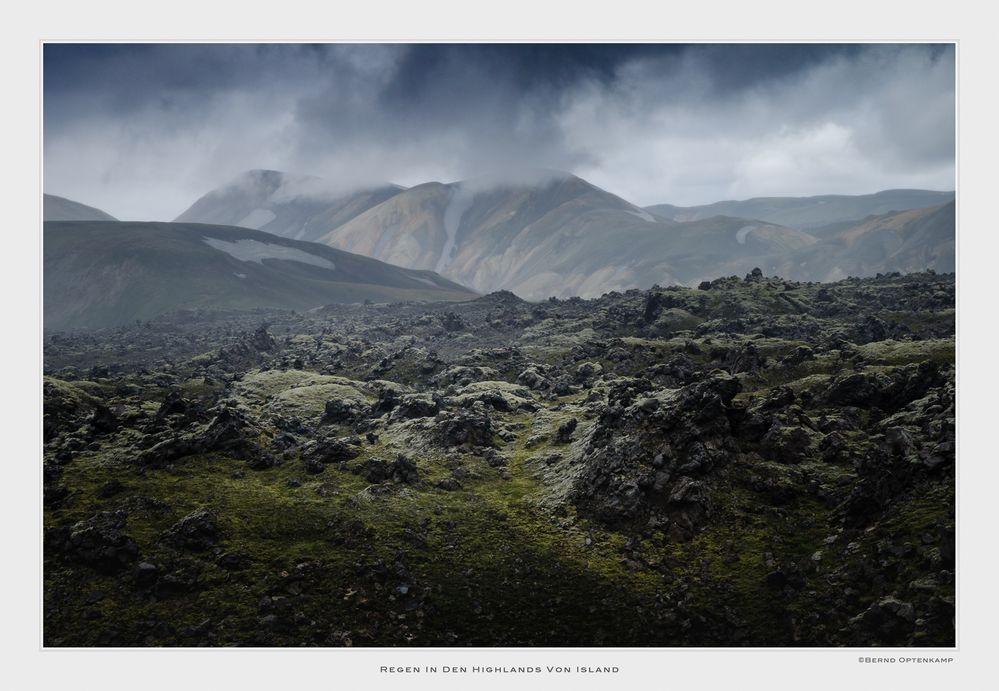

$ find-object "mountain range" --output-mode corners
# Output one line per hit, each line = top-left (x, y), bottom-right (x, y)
(43, 169), (956, 328)
(645, 189), (955, 229)
(175, 170), (955, 299)
(772, 200), (955, 281)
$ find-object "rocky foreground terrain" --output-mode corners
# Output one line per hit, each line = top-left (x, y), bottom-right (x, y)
(43, 270), (955, 647)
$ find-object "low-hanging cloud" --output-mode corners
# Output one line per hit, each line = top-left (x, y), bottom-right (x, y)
(43, 43), (955, 221)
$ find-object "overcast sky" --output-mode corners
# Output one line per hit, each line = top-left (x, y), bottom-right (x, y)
(44, 43), (955, 221)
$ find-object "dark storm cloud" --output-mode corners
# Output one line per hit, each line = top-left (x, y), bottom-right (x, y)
(43, 43), (955, 220)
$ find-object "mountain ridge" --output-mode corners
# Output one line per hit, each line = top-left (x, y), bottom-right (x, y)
(44, 220), (475, 330)
(162, 170), (957, 299)
(44, 194), (118, 222)
(645, 188), (955, 229)
(771, 201), (956, 282)
(174, 169), (405, 244)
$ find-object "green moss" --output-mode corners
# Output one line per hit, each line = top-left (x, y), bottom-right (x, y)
(42, 273), (955, 646)
(856, 339), (955, 367)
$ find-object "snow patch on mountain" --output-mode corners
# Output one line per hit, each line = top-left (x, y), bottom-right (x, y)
(736, 225), (757, 245)
(203, 237), (336, 270)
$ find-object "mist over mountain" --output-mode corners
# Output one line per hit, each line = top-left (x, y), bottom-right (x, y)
(645, 189), (955, 229)
(44, 194), (117, 222)
(45, 44), (956, 220)
(174, 169), (404, 243)
(169, 169), (956, 300)
(44, 221), (474, 330)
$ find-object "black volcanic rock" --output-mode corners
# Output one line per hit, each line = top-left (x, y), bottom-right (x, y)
(65, 511), (139, 573)
(43, 270), (955, 647)
(570, 372), (740, 533)
(163, 508), (220, 551)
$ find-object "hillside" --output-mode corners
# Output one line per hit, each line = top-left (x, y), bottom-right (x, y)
(174, 172), (956, 299)
(773, 201), (956, 281)
(44, 194), (118, 222)
(174, 170), (404, 243)
(645, 189), (954, 229)
(319, 172), (820, 298)
(44, 221), (475, 330)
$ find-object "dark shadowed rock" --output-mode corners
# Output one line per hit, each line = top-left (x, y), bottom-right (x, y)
(98, 478), (125, 498)
(390, 455), (420, 484)
(302, 456), (325, 475)
(134, 561), (160, 586)
(846, 596), (917, 645)
(323, 397), (372, 424)
(88, 403), (120, 435)
(553, 417), (578, 444)
(302, 436), (361, 465)
(434, 405), (494, 447)
(516, 366), (552, 391)
(569, 372), (740, 533)
(761, 423), (814, 464)
(353, 455), (419, 485)
(163, 508), (220, 551)
(389, 393), (441, 421)
(65, 510), (138, 573)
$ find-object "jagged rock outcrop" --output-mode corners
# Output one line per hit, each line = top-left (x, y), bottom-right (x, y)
(570, 372), (741, 537)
